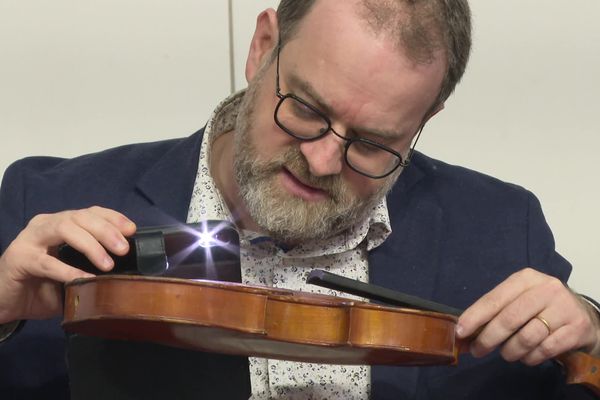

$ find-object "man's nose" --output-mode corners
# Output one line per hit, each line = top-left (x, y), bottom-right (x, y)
(298, 130), (345, 177)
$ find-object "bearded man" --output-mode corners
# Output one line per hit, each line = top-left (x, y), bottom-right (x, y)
(0, 0), (599, 399)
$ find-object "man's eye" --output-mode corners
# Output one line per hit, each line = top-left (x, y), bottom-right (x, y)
(352, 141), (383, 155)
(291, 100), (320, 121)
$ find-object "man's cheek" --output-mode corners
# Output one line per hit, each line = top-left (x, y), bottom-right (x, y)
(343, 174), (375, 198)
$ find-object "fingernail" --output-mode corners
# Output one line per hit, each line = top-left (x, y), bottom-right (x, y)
(115, 240), (128, 252)
(455, 323), (464, 338)
(103, 256), (114, 268)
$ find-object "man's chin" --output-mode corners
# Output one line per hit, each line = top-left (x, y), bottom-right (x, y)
(257, 205), (354, 244)
(239, 177), (366, 245)
(248, 201), (339, 243)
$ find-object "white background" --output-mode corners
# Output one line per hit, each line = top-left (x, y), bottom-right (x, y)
(1, 1), (598, 298)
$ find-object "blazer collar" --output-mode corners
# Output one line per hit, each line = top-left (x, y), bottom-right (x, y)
(135, 129), (205, 223)
(391, 151), (426, 197)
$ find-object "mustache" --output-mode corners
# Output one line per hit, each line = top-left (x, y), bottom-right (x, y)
(257, 147), (349, 203)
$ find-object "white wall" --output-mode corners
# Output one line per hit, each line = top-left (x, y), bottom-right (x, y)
(1, 1), (598, 298)
(0, 0), (230, 173)
(422, 2), (600, 299)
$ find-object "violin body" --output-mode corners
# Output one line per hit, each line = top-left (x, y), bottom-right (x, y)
(63, 275), (600, 396)
(63, 275), (458, 366)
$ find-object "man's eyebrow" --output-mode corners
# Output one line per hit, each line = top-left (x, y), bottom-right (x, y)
(356, 127), (402, 141)
(286, 73), (404, 141)
(287, 73), (334, 115)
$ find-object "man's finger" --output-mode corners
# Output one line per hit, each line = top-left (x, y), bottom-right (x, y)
(68, 209), (132, 258)
(32, 253), (95, 283)
(521, 324), (578, 366)
(457, 268), (546, 338)
(499, 313), (554, 362)
(87, 206), (137, 236)
(468, 278), (564, 356)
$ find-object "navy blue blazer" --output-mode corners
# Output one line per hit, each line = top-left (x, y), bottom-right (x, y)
(0, 129), (592, 399)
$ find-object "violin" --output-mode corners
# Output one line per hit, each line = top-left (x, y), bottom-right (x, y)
(62, 273), (600, 396)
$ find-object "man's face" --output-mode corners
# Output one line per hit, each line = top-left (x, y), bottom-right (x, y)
(233, 0), (445, 244)
(234, 71), (386, 244)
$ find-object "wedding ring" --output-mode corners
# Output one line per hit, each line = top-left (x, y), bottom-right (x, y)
(534, 315), (552, 335)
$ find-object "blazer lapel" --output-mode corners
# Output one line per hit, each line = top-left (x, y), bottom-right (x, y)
(135, 129), (205, 224)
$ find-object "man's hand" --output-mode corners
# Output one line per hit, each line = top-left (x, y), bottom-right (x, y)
(456, 268), (600, 365)
(0, 206), (136, 323)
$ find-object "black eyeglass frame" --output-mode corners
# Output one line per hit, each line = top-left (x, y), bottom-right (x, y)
(273, 42), (427, 179)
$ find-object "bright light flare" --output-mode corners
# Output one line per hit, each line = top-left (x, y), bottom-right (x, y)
(196, 230), (217, 248)
(165, 221), (240, 276)
(194, 221), (233, 249)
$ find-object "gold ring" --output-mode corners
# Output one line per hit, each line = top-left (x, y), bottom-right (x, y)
(535, 315), (552, 335)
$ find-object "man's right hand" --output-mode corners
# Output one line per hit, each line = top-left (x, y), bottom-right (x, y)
(0, 206), (136, 323)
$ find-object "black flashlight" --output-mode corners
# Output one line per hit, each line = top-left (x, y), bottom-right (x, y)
(58, 220), (241, 282)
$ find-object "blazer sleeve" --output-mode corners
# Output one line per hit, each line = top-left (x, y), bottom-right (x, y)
(0, 159), (71, 398)
(526, 191), (572, 283)
(0, 160), (28, 253)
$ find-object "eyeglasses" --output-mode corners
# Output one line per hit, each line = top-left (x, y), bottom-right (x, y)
(273, 43), (426, 179)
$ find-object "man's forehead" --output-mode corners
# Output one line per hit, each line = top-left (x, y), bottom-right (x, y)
(279, 35), (444, 136)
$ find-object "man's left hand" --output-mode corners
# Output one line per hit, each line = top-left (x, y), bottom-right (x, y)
(456, 268), (600, 365)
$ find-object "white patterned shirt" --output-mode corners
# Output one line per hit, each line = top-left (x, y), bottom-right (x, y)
(186, 91), (392, 400)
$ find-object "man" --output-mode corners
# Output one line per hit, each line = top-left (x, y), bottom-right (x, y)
(0, 0), (599, 399)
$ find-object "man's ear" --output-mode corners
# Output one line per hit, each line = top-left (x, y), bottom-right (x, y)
(425, 102), (445, 123)
(245, 8), (279, 83)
